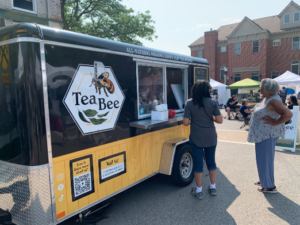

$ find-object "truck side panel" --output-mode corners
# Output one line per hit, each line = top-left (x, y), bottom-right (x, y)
(53, 124), (190, 221)
(0, 42), (48, 166)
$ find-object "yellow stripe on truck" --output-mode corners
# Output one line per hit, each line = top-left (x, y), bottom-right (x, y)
(53, 124), (190, 220)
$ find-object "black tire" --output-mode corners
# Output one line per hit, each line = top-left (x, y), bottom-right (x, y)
(171, 144), (194, 186)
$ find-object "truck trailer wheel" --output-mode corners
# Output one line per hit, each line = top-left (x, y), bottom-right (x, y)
(171, 144), (194, 186)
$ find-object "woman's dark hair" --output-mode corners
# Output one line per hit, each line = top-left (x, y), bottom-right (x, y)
(191, 81), (211, 107)
(290, 96), (298, 105)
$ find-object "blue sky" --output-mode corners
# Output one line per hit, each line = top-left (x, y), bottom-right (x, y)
(123, 0), (295, 56)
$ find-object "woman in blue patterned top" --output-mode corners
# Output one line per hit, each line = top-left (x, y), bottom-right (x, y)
(248, 79), (292, 193)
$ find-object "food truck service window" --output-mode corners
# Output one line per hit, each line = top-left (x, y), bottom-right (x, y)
(136, 61), (188, 119)
(138, 65), (165, 117)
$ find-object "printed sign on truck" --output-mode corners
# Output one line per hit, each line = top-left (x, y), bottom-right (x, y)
(63, 61), (125, 135)
(70, 155), (95, 201)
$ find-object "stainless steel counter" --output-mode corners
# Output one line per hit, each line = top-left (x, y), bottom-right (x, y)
(129, 113), (184, 129)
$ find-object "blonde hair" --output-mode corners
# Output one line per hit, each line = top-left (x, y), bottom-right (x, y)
(242, 99), (248, 105)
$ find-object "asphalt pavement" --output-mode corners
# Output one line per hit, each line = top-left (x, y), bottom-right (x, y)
(96, 111), (300, 225)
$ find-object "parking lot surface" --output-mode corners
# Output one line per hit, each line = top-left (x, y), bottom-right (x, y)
(99, 133), (300, 224)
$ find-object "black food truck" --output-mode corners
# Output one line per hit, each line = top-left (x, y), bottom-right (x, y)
(0, 23), (209, 225)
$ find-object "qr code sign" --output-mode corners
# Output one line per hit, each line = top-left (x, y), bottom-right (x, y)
(73, 172), (92, 197)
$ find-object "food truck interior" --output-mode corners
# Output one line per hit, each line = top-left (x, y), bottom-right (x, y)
(0, 23), (209, 225)
(137, 65), (186, 118)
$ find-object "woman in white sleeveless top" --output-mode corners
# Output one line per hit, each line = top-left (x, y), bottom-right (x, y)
(248, 79), (292, 193)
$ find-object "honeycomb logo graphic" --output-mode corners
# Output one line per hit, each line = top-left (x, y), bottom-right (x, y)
(63, 61), (125, 135)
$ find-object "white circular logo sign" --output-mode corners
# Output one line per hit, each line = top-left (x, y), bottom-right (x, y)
(58, 184), (64, 191)
(63, 61), (125, 135)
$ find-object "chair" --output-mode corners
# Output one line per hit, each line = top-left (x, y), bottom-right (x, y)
(224, 105), (238, 119)
(240, 117), (250, 129)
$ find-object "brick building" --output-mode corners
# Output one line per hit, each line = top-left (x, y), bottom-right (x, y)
(0, 0), (61, 28)
(189, 1), (300, 85)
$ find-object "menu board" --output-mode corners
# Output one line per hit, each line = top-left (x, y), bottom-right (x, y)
(70, 155), (95, 201)
(194, 67), (208, 82)
(276, 106), (299, 152)
(98, 152), (126, 183)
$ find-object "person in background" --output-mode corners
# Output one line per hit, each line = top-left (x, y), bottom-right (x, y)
(279, 86), (287, 104)
(287, 96), (299, 110)
(249, 90), (254, 98)
(226, 95), (240, 120)
(183, 81), (223, 200)
(248, 79), (292, 193)
(297, 90), (300, 100)
(239, 99), (254, 118)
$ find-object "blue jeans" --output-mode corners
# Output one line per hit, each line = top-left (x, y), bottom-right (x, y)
(189, 137), (217, 173)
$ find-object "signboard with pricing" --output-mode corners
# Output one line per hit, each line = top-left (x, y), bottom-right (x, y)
(194, 67), (208, 82)
(276, 106), (299, 152)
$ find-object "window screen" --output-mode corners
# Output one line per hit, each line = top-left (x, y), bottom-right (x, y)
(13, 0), (34, 11)
(284, 14), (290, 23)
(252, 40), (259, 53)
(291, 61), (299, 75)
(293, 37), (300, 50)
(251, 73), (259, 81)
(197, 50), (202, 58)
(295, 12), (300, 22)
(271, 72), (280, 79)
(234, 74), (241, 82)
(220, 67), (225, 80)
(273, 39), (281, 46)
(221, 47), (226, 53)
(234, 43), (240, 55)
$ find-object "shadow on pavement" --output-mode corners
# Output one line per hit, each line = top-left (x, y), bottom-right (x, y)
(275, 149), (300, 155)
(265, 193), (300, 224)
(102, 166), (240, 225)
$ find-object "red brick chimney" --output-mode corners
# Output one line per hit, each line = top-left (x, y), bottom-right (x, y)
(204, 30), (218, 80)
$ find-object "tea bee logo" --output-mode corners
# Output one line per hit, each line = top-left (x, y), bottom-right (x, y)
(90, 62), (115, 97)
(63, 61), (125, 135)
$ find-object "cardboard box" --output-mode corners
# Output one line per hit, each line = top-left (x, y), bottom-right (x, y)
(151, 110), (168, 121)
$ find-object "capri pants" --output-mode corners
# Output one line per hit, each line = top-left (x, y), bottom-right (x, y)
(189, 136), (217, 173)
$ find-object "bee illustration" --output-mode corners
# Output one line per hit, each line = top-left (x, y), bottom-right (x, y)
(90, 72), (115, 97)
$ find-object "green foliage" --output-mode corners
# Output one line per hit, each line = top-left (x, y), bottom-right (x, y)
(97, 111), (109, 117)
(90, 118), (107, 125)
(78, 110), (91, 123)
(83, 109), (98, 117)
(61, 0), (157, 45)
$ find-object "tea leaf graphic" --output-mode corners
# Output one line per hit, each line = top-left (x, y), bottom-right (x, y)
(83, 109), (98, 117)
(78, 110), (90, 123)
(90, 118), (107, 125)
(97, 112), (109, 117)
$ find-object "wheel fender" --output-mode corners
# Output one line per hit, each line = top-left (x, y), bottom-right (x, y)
(159, 137), (189, 175)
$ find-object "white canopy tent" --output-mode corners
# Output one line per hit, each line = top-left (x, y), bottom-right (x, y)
(210, 78), (231, 106)
(274, 71), (300, 145)
(274, 71), (300, 96)
(274, 71), (300, 85)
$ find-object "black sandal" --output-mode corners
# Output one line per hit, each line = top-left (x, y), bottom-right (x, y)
(257, 186), (278, 194)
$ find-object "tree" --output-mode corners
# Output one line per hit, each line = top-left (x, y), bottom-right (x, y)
(61, 0), (157, 45)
